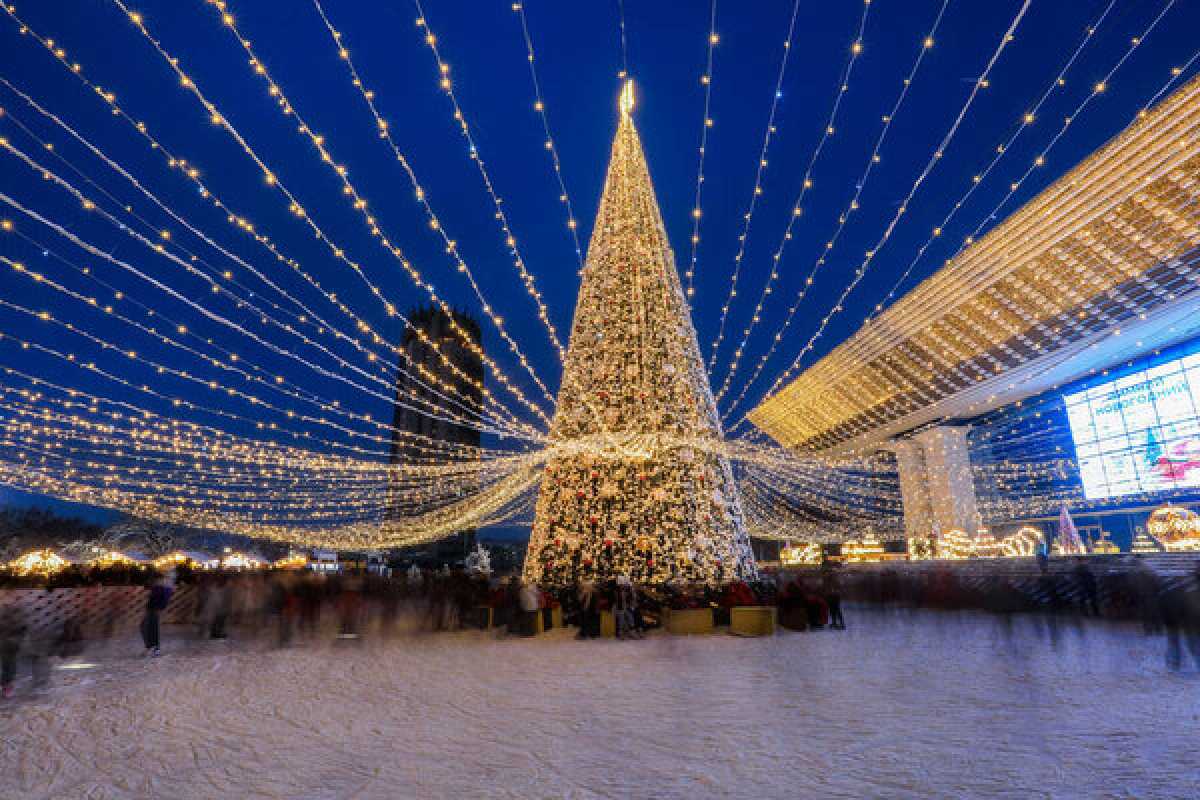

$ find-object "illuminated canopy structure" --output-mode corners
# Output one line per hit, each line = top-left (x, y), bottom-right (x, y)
(524, 82), (757, 585)
(751, 73), (1200, 457)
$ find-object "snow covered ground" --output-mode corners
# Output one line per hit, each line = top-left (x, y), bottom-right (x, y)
(2, 609), (1197, 799)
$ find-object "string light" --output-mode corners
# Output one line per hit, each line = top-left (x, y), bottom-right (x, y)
(868, 0), (1172, 323)
(0, 130), (515, 439)
(734, 0), (1035, 430)
(705, 0), (804, 373)
(713, 0), (949, 410)
(511, 1), (587, 278)
(749, 95), (1200, 453)
(683, 0), (718, 301)
(0, 6), (535, 436)
(2, 1), (1198, 552)
(0, 170), (521, 443)
(111, 0), (556, 426)
(312, 0), (569, 364)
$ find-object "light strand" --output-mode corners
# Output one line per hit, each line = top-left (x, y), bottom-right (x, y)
(714, 0), (949, 408)
(705, 0), (804, 373)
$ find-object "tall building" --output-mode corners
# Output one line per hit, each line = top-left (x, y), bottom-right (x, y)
(389, 306), (483, 559)
(524, 82), (757, 586)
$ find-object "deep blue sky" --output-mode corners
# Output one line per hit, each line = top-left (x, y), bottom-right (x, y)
(1, 0), (1199, 520)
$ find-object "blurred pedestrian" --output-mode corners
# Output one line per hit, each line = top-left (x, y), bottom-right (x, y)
(0, 596), (27, 699)
(1074, 559), (1100, 617)
(205, 574), (232, 640)
(518, 579), (540, 637)
(822, 565), (845, 630)
(614, 576), (641, 639)
(141, 573), (173, 656)
(577, 578), (599, 639)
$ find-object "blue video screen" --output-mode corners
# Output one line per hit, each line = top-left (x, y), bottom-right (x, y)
(1064, 349), (1200, 500)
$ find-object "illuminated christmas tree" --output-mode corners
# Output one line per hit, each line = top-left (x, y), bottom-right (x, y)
(525, 82), (757, 586)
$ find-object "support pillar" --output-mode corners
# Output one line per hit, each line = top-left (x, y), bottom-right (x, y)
(911, 426), (979, 535)
(891, 439), (933, 542)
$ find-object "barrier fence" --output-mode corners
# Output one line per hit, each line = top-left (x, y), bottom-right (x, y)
(0, 583), (199, 639)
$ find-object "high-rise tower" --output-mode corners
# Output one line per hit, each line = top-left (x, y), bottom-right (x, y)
(389, 306), (483, 557)
(525, 82), (757, 585)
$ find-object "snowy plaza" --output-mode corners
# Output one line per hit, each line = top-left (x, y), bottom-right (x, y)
(2, 611), (1196, 800)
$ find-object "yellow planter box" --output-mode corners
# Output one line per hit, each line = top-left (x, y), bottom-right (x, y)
(600, 610), (616, 638)
(666, 607), (714, 635)
(730, 606), (776, 637)
(472, 605), (493, 629)
(551, 606), (563, 629)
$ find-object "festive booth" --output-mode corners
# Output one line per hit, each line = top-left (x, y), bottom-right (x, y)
(8, 549), (68, 576)
(1089, 532), (1121, 555)
(1131, 528), (1164, 554)
(841, 533), (885, 563)
(938, 529), (975, 560)
(780, 541), (821, 567)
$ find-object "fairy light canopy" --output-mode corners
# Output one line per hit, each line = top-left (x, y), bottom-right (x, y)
(1, 1), (1198, 549)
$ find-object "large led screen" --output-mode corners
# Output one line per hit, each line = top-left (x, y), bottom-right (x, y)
(1065, 351), (1200, 500)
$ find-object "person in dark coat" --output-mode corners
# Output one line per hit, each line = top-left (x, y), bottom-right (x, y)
(822, 566), (845, 630)
(1073, 559), (1100, 616)
(576, 578), (600, 639)
(141, 575), (174, 656)
(1, 598), (27, 698)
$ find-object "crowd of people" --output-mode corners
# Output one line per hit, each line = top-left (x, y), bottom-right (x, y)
(835, 557), (1200, 669)
(5, 556), (1200, 698)
(0, 565), (852, 697)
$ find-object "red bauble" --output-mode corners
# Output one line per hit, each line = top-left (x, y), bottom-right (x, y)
(589, 515), (599, 526)
(646, 559), (655, 567)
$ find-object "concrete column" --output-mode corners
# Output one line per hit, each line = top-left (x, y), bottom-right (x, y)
(912, 426), (979, 535)
(891, 438), (933, 542)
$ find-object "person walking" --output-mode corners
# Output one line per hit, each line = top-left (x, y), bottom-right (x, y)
(1074, 558), (1100, 617)
(577, 578), (599, 639)
(0, 597), (27, 699)
(518, 579), (541, 637)
(614, 576), (642, 639)
(141, 573), (174, 656)
(209, 574), (232, 639)
(822, 565), (845, 630)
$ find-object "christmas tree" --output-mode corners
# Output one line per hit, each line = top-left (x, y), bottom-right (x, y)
(524, 82), (757, 586)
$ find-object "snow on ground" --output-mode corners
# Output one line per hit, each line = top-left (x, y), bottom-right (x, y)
(1, 609), (1197, 799)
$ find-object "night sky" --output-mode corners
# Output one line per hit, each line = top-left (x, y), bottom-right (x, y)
(1, 0), (1198, 521)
